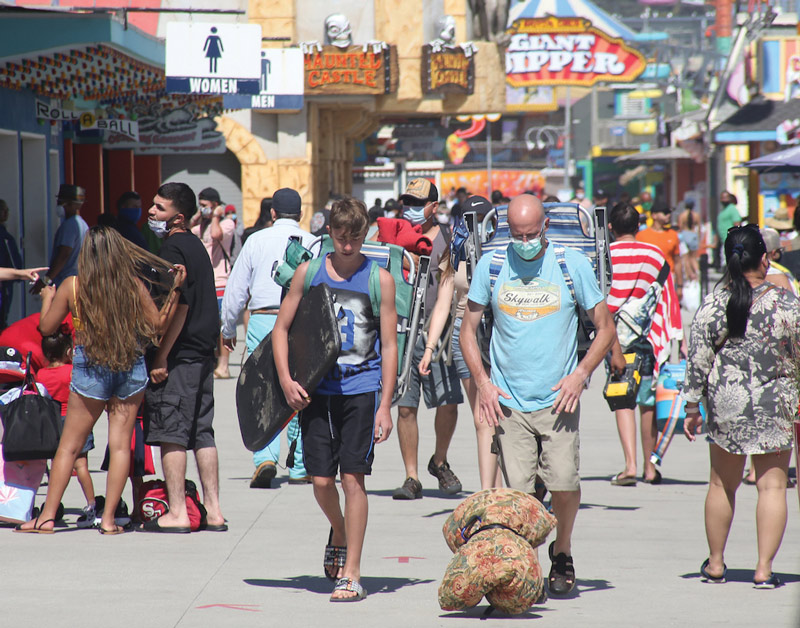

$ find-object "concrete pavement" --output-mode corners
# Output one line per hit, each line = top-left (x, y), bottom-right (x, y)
(1, 333), (798, 627)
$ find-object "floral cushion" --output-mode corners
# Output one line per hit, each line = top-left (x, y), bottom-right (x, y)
(439, 489), (557, 615)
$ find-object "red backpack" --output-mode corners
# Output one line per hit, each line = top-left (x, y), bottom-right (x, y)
(137, 479), (207, 531)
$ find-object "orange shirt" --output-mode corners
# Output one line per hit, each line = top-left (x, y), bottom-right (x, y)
(636, 228), (681, 270)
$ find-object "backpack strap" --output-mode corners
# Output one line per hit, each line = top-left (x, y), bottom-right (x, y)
(552, 244), (576, 309)
(302, 256), (324, 296)
(368, 260), (381, 319)
(488, 248), (506, 294)
(303, 255), (381, 319)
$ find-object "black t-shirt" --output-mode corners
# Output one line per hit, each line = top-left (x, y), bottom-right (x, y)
(158, 231), (219, 362)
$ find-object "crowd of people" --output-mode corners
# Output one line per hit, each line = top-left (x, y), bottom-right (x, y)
(0, 177), (796, 603)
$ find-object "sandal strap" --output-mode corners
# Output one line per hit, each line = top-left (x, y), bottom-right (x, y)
(324, 545), (347, 566)
(333, 578), (364, 595)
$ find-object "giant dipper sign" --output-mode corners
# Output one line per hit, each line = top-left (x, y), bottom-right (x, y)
(505, 17), (645, 87)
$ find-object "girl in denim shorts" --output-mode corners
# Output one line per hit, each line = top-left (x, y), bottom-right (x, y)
(16, 226), (185, 535)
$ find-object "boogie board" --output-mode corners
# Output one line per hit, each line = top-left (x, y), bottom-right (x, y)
(236, 283), (341, 452)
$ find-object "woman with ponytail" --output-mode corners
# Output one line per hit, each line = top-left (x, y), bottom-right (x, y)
(683, 225), (798, 589)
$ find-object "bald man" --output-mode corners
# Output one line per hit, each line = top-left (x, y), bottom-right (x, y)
(460, 194), (620, 597)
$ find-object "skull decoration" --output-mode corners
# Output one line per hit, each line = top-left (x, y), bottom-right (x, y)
(430, 15), (473, 55)
(325, 13), (353, 48)
(435, 15), (456, 45)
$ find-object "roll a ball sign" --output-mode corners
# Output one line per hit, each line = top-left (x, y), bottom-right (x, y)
(304, 45), (398, 95)
(505, 17), (646, 87)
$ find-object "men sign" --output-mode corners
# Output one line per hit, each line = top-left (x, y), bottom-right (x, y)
(506, 17), (645, 87)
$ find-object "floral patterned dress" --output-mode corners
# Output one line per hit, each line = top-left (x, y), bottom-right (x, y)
(684, 283), (800, 455)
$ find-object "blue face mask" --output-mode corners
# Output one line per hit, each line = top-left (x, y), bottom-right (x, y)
(512, 234), (544, 260)
(403, 205), (427, 226)
(119, 207), (141, 224)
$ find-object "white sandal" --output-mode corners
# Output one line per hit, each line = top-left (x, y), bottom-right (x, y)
(330, 577), (367, 602)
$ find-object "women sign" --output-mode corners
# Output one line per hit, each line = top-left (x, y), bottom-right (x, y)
(506, 17), (645, 87)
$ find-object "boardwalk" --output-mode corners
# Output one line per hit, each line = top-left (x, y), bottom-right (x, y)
(2, 338), (798, 627)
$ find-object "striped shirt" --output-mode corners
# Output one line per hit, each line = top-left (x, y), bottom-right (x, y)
(609, 240), (683, 376)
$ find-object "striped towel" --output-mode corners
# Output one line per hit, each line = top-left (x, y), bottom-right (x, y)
(607, 241), (683, 377)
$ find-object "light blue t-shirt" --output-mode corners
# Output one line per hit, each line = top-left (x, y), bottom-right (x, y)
(468, 243), (603, 412)
(51, 214), (89, 286)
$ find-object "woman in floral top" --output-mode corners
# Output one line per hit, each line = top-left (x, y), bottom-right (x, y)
(684, 225), (798, 590)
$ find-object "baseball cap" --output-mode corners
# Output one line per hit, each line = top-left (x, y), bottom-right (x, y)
(594, 187), (607, 199)
(400, 178), (439, 206)
(652, 203), (671, 214)
(56, 184), (85, 203)
(272, 188), (302, 215)
(461, 195), (492, 216)
(198, 187), (221, 204)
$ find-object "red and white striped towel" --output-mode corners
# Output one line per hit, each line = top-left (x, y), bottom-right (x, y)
(607, 241), (683, 377)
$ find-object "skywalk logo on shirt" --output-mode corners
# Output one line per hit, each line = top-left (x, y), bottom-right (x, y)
(498, 278), (560, 321)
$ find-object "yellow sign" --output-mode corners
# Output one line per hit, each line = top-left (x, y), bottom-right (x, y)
(79, 112), (96, 128)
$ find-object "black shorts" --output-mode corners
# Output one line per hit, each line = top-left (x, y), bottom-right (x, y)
(143, 356), (216, 450)
(300, 391), (378, 477)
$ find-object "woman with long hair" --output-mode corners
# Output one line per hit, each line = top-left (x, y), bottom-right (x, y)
(16, 226), (185, 534)
(683, 225), (798, 588)
(419, 229), (502, 490)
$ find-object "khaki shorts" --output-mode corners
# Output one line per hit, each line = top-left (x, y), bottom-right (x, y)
(495, 404), (580, 492)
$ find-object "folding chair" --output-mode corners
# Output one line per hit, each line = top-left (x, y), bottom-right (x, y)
(475, 202), (612, 362)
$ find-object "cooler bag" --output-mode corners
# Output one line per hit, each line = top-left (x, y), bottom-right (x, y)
(652, 361), (705, 466)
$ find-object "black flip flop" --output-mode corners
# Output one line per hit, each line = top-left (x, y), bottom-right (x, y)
(139, 519), (191, 534)
(202, 522), (229, 532)
(700, 558), (727, 583)
(323, 527), (347, 582)
(14, 516), (55, 534)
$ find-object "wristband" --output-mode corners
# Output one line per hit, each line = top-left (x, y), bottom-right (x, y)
(424, 344), (436, 352)
(42, 276), (54, 287)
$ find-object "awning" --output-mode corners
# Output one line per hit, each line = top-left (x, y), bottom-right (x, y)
(713, 97), (800, 144)
(743, 145), (800, 173)
(507, 0), (639, 41)
(0, 7), (219, 115)
(614, 146), (692, 163)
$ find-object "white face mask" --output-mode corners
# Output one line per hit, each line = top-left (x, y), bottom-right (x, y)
(403, 206), (427, 226)
(56, 205), (66, 220)
(148, 218), (170, 238)
(436, 213), (450, 225)
(201, 206), (213, 218)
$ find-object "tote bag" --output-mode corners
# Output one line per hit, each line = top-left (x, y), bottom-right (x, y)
(0, 352), (62, 461)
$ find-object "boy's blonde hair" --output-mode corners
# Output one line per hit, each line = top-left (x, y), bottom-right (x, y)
(330, 197), (368, 237)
